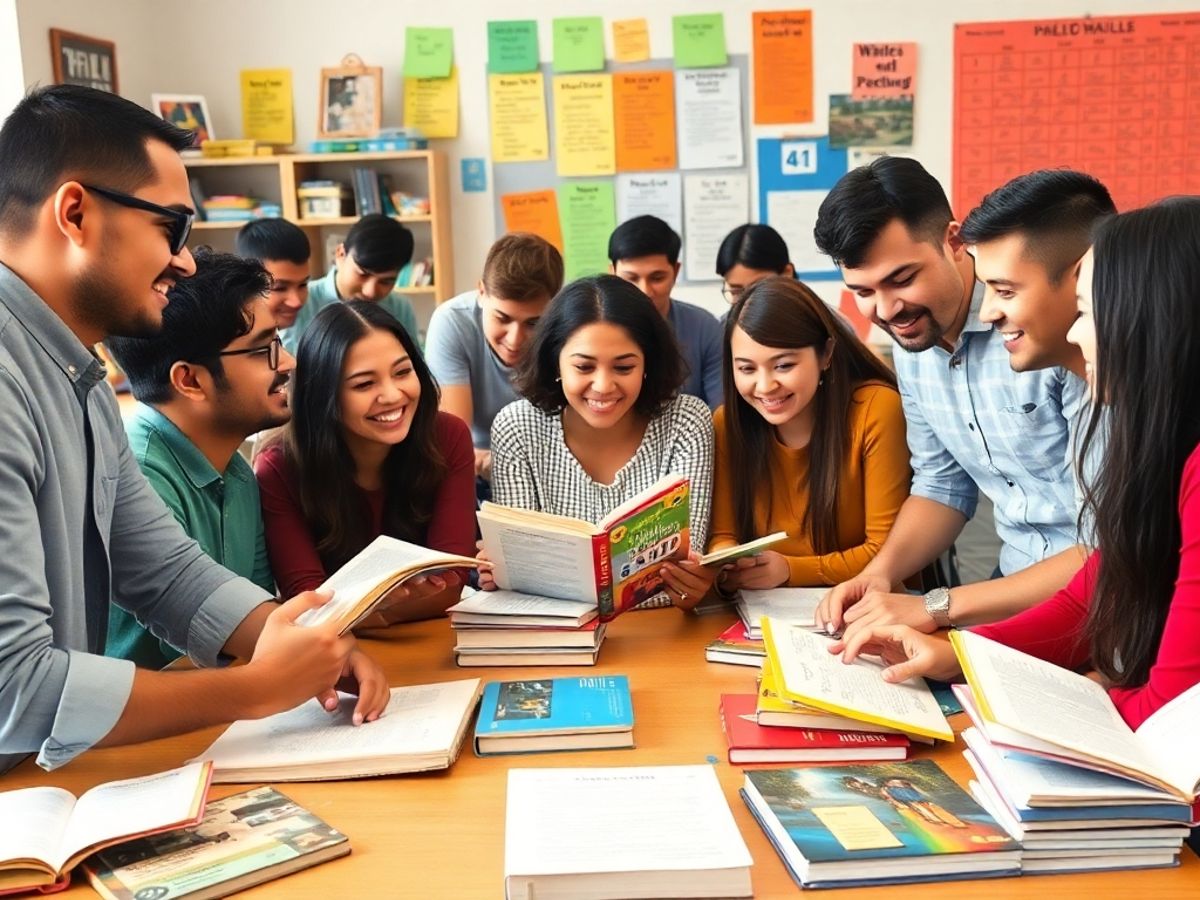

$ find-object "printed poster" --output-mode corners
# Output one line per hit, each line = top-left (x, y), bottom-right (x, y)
(752, 10), (813, 124)
(552, 74), (616, 177)
(675, 68), (743, 169)
(488, 73), (549, 163)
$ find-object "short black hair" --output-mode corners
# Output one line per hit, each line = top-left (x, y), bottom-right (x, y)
(0, 84), (194, 236)
(236, 218), (311, 265)
(608, 215), (681, 266)
(814, 156), (953, 268)
(106, 249), (270, 404)
(716, 224), (791, 276)
(517, 275), (685, 417)
(343, 214), (414, 273)
(960, 169), (1116, 283)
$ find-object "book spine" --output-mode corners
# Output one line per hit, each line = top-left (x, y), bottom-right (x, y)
(593, 533), (614, 621)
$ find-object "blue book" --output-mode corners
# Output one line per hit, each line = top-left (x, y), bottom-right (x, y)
(474, 676), (634, 756)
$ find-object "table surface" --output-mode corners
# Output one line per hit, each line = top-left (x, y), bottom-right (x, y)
(10, 609), (1199, 899)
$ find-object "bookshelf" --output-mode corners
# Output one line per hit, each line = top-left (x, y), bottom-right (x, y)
(183, 150), (454, 303)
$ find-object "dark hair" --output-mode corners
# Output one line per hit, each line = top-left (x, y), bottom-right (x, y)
(517, 275), (685, 418)
(814, 157), (953, 268)
(482, 232), (564, 300)
(607, 215), (681, 266)
(280, 301), (446, 572)
(1079, 197), (1200, 689)
(236, 218), (312, 265)
(342, 213), (414, 273)
(105, 249), (268, 404)
(960, 170), (1115, 283)
(716, 224), (791, 277)
(723, 277), (897, 552)
(0, 84), (194, 236)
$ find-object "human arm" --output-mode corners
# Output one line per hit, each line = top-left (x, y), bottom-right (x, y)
(253, 446), (329, 598)
(426, 304), (492, 477)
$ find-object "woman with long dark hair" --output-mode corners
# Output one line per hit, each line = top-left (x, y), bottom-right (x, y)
(835, 197), (1200, 729)
(706, 276), (910, 596)
(255, 301), (476, 625)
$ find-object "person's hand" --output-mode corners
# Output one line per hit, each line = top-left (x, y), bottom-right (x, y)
(475, 543), (497, 591)
(814, 573), (892, 634)
(314, 648), (391, 725)
(661, 553), (720, 610)
(474, 448), (493, 482)
(358, 572), (462, 628)
(839, 590), (937, 647)
(718, 551), (790, 591)
(828, 624), (962, 684)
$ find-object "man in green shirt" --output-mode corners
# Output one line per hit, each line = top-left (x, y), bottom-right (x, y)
(105, 250), (295, 668)
(279, 213), (419, 354)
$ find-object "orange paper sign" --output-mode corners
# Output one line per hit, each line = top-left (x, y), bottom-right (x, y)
(752, 9), (813, 125)
(501, 189), (563, 252)
(852, 42), (917, 99)
(614, 71), (678, 171)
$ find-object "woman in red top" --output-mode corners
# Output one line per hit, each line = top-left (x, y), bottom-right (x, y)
(256, 301), (476, 626)
(833, 198), (1200, 729)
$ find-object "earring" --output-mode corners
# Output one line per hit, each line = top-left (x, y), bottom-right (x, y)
(555, 376), (562, 382)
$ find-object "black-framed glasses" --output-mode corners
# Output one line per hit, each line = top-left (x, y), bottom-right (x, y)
(81, 183), (194, 255)
(216, 335), (283, 370)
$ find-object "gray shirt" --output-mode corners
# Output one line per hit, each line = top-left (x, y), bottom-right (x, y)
(0, 262), (271, 773)
(667, 299), (724, 410)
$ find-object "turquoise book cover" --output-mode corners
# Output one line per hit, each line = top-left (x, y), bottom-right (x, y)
(476, 676), (633, 739)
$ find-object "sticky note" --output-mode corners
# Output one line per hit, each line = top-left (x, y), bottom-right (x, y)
(552, 74), (615, 177)
(752, 10), (813, 124)
(403, 66), (458, 138)
(612, 18), (651, 63)
(488, 73), (549, 163)
(488, 20), (540, 74)
(673, 13), (727, 68)
(501, 189), (563, 251)
(553, 17), (605, 73)
(404, 27), (453, 79)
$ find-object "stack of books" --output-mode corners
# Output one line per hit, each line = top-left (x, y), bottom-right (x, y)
(735, 586), (825, 640)
(474, 676), (634, 755)
(705, 620), (765, 666)
(448, 588), (605, 667)
(200, 194), (282, 222)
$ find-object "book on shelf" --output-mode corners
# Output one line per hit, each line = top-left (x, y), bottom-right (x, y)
(192, 679), (482, 782)
(475, 675), (634, 755)
(0, 762), (211, 897)
(736, 586), (824, 640)
(762, 616), (953, 741)
(447, 588), (598, 628)
(740, 759), (1019, 889)
(83, 786), (349, 900)
(505, 765), (752, 899)
(454, 618), (605, 650)
(704, 620), (765, 667)
(720, 694), (909, 765)
(454, 646), (602, 667)
(295, 534), (484, 634)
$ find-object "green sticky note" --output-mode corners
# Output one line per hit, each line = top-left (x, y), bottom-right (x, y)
(405, 26), (454, 78)
(552, 17), (605, 73)
(672, 13), (727, 68)
(558, 181), (616, 281)
(488, 20), (539, 74)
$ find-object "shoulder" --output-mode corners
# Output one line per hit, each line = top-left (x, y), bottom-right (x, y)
(1181, 442), (1200, 499)
(252, 442), (293, 482)
(493, 398), (549, 433)
(664, 393), (714, 430)
(711, 403), (728, 431)
(849, 380), (903, 418)
(671, 300), (722, 334)
(434, 409), (473, 448)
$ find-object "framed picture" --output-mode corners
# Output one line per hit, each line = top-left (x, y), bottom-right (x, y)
(50, 28), (118, 93)
(318, 56), (382, 138)
(150, 94), (214, 147)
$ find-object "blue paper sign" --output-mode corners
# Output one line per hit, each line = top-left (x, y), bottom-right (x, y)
(461, 157), (488, 193)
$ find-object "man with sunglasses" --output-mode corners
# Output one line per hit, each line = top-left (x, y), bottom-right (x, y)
(105, 250), (295, 670)
(0, 85), (388, 774)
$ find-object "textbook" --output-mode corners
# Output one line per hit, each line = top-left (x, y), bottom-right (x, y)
(505, 765), (753, 899)
(83, 786), (349, 900)
(720, 694), (909, 764)
(194, 679), (482, 782)
(447, 588), (599, 628)
(762, 617), (953, 742)
(704, 620), (765, 667)
(698, 531), (789, 566)
(0, 762), (211, 896)
(454, 618), (605, 650)
(756, 657), (912, 738)
(454, 646), (602, 667)
(296, 534), (485, 634)
(475, 676), (634, 755)
(736, 587), (825, 640)
(740, 760), (1019, 889)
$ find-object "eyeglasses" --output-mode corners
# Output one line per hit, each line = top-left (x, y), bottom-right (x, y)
(216, 335), (283, 370)
(81, 183), (195, 255)
(721, 285), (745, 303)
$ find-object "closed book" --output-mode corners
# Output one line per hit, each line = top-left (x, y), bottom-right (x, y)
(720, 694), (909, 764)
(736, 587), (824, 639)
(475, 675), (633, 755)
(83, 787), (349, 900)
(448, 588), (598, 628)
(705, 620), (765, 667)
(454, 619), (605, 650)
(454, 646), (601, 667)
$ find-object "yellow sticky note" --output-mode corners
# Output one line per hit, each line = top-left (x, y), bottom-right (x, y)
(811, 806), (904, 852)
(612, 18), (650, 63)
(552, 74), (615, 177)
(403, 66), (459, 138)
(489, 73), (550, 163)
(240, 68), (293, 144)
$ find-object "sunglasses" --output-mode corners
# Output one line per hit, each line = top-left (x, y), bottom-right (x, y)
(216, 335), (283, 371)
(81, 183), (195, 256)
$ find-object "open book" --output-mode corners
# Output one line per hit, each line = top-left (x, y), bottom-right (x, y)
(296, 535), (485, 633)
(0, 762), (211, 896)
(951, 630), (1200, 804)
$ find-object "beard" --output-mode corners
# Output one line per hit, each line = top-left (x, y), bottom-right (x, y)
(882, 307), (946, 353)
(74, 266), (164, 340)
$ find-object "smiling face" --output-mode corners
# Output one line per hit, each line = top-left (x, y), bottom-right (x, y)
(338, 328), (422, 452)
(558, 321), (645, 430)
(1066, 248), (1097, 389)
(730, 325), (827, 440)
(260, 258), (310, 329)
(478, 287), (550, 368)
(209, 295), (294, 434)
(610, 254), (679, 318)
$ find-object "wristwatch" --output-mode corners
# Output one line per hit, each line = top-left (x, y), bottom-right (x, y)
(923, 587), (954, 628)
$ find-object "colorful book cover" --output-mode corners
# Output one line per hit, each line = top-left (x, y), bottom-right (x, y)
(721, 695), (909, 764)
(707, 621), (765, 658)
(602, 479), (690, 619)
(476, 675), (632, 743)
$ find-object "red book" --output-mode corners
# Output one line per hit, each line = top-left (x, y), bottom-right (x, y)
(719, 694), (910, 764)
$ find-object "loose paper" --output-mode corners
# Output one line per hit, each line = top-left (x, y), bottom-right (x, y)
(403, 66), (459, 138)
(488, 20), (540, 74)
(240, 68), (293, 144)
(675, 68), (743, 170)
(852, 42), (917, 99)
(501, 189), (564, 252)
(488, 73), (549, 163)
(616, 173), (682, 236)
(673, 13), (727, 68)
(612, 18), (651, 63)
(558, 181), (616, 282)
(752, 10), (813, 124)
(613, 70), (676, 171)
(552, 16), (605, 73)
(404, 26), (454, 79)
(553, 74), (616, 177)
(766, 189), (830, 275)
(683, 173), (748, 282)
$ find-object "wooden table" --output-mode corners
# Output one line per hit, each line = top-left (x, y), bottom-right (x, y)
(10, 610), (1199, 898)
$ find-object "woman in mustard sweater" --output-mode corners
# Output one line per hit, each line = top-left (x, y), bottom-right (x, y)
(700, 276), (910, 598)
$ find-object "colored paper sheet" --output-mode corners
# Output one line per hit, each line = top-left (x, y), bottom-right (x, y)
(488, 73), (549, 163)
(852, 42), (917, 99)
(501, 189), (563, 251)
(612, 18), (651, 63)
(613, 71), (676, 171)
(675, 68), (743, 170)
(682, 173), (748, 282)
(752, 10), (813, 124)
(829, 94), (913, 148)
(673, 13), (727, 68)
(616, 173), (682, 237)
(552, 74), (615, 177)
(839, 290), (873, 342)
(240, 68), (293, 144)
(552, 17), (605, 73)
(558, 181), (616, 281)
(404, 27), (453, 79)
(461, 158), (487, 192)
(756, 136), (847, 280)
(403, 66), (459, 138)
(488, 20), (540, 74)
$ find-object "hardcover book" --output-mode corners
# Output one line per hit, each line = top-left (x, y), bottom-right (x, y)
(705, 620), (765, 667)
(475, 676), (634, 755)
(447, 588), (598, 628)
(720, 694), (909, 764)
(454, 619), (605, 651)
